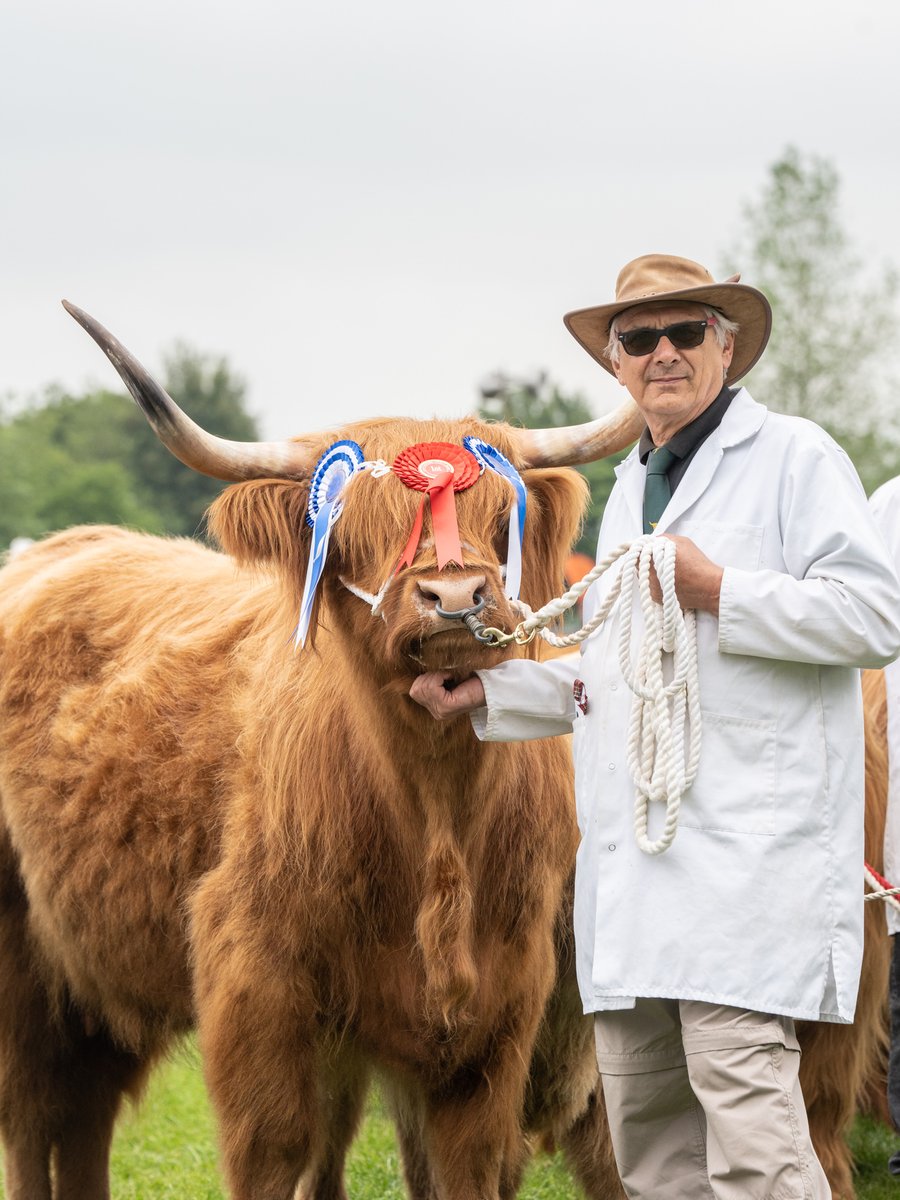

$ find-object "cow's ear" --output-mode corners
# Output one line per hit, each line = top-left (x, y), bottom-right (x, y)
(207, 479), (313, 586)
(519, 467), (589, 611)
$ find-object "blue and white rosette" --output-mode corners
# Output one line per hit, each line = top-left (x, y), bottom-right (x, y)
(295, 439), (365, 647)
(463, 436), (527, 601)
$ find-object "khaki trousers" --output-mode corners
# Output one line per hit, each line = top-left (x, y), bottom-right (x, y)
(594, 999), (831, 1200)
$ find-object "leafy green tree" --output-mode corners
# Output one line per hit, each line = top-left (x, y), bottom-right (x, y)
(0, 394), (166, 547)
(121, 344), (260, 537)
(726, 146), (900, 490)
(476, 370), (626, 556)
(0, 347), (259, 549)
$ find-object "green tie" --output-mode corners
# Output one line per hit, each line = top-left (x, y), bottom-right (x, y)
(643, 446), (677, 534)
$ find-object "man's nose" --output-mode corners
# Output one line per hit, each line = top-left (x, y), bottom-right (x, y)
(652, 334), (681, 360)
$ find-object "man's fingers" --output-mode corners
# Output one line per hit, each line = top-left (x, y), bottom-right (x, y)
(409, 672), (485, 719)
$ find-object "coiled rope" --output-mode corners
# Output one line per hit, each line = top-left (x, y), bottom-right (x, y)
(514, 535), (701, 855)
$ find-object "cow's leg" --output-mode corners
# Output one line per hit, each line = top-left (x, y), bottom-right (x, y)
(0, 823), (57, 1200)
(422, 1044), (532, 1200)
(388, 1094), (437, 1200)
(192, 879), (325, 1200)
(424, 1091), (528, 1200)
(0, 982), (150, 1200)
(0, 822), (152, 1200)
(51, 1030), (151, 1200)
(2, 1127), (53, 1200)
(557, 1089), (627, 1200)
(300, 1053), (370, 1200)
(198, 983), (324, 1200)
(0, 825), (48, 1200)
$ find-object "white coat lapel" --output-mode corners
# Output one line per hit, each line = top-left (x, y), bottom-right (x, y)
(653, 389), (767, 535)
(612, 446), (645, 533)
(654, 438), (723, 532)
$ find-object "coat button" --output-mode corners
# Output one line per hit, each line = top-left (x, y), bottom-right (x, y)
(608, 843), (617, 852)
(607, 763), (616, 771)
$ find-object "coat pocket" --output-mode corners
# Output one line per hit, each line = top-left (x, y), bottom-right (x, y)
(676, 519), (764, 570)
(679, 710), (776, 836)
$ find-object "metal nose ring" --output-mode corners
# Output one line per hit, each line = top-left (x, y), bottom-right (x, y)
(435, 593), (486, 621)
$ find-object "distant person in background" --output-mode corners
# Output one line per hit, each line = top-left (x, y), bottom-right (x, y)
(869, 475), (900, 1175)
(7, 537), (34, 559)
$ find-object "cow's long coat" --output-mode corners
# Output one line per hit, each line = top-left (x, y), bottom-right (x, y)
(0, 414), (599, 1200)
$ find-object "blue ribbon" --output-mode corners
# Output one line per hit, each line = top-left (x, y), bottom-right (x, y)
(463, 437), (527, 600)
(295, 440), (365, 647)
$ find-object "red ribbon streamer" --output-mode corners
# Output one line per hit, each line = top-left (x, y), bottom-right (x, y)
(393, 443), (479, 571)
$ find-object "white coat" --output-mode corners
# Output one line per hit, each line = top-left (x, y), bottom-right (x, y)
(869, 475), (900, 935)
(473, 389), (900, 1023)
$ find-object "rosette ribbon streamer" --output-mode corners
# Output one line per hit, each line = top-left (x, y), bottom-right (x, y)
(295, 440), (365, 647)
(463, 437), (526, 600)
(393, 442), (480, 571)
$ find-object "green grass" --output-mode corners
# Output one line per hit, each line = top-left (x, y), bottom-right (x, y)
(1, 1048), (898, 1198)
(849, 1116), (900, 1200)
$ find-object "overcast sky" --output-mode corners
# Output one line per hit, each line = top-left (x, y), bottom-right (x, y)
(2, 0), (898, 438)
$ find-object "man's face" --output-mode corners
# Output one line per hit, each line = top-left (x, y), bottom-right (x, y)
(611, 302), (735, 442)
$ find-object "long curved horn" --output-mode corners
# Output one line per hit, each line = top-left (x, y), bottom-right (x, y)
(62, 301), (315, 482)
(508, 397), (644, 467)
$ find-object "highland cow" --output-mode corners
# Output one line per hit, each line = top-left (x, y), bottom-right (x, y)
(0, 303), (641, 1200)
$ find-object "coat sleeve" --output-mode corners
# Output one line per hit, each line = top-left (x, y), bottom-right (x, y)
(718, 435), (900, 668)
(469, 654), (579, 742)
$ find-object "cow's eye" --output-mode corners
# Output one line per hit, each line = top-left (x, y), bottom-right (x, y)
(492, 519), (510, 561)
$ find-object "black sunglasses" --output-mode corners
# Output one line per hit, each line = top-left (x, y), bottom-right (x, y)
(617, 317), (717, 357)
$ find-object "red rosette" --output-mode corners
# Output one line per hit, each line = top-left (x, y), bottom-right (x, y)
(392, 442), (480, 493)
(392, 442), (481, 571)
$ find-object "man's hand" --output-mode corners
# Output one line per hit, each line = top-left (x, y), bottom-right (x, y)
(650, 534), (724, 615)
(408, 672), (486, 720)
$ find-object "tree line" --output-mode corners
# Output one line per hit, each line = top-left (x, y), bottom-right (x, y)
(2, 147), (898, 556)
(0, 346), (259, 549)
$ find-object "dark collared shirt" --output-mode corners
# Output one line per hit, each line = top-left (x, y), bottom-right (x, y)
(638, 385), (735, 495)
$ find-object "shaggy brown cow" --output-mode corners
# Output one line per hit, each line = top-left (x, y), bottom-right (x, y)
(0, 304), (642, 1200)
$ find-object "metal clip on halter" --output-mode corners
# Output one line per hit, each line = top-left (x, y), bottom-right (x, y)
(435, 593), (538, 647)
(435, 594), (495, 645)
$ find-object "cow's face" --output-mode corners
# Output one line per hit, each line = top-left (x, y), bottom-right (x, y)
(60, 303), (636, 679)
(209, 415), (588, 678)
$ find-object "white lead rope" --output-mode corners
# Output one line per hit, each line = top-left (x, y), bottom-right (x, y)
(515, 536), (701, 856)
(344, 535), (700, 856)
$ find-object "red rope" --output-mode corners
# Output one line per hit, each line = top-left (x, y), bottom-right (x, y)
(865, 861), (894, 892)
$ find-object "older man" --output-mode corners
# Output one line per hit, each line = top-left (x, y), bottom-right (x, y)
(411, 254), (900, 1199)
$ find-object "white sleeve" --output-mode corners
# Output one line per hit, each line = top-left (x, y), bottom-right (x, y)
(718, 439), (900, 668)
(469, 654), (580, 742)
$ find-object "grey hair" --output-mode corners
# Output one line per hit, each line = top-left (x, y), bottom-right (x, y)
(604, 304), (739, 366)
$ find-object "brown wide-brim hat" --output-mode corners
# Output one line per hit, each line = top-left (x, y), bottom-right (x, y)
(564, 253), (773, 383)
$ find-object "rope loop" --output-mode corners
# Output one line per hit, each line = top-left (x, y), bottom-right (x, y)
(516, 534), (701, 856)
